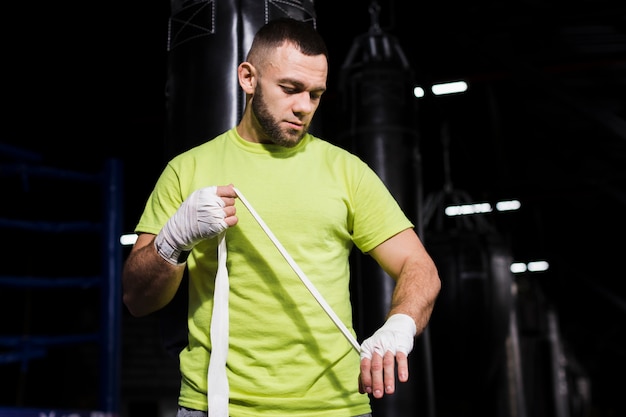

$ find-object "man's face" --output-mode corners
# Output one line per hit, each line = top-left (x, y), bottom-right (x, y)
(251, 44), (327, 147)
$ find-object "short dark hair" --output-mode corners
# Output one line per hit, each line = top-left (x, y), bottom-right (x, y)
(247, 17), (328, 65)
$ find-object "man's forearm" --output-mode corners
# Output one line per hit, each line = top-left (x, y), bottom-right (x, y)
(122, 235), (186, 317)
(388, 256), (440, 335)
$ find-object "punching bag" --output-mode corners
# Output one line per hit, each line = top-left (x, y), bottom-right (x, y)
(159, 0), (317, 358)
(422, 121), (518, 416)
(338, 4), (427, 416)
(426, 231), (515, 417)
(164, 0), (317, 159)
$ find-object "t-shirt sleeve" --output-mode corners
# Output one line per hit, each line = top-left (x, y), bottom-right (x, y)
(351, 163), (414, 253)
(134, 162), (185, 236)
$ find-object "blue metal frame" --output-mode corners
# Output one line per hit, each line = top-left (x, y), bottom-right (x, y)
(0, 156), (123, 416)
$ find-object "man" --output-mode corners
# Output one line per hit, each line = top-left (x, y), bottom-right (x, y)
(123, 17), (440, 417)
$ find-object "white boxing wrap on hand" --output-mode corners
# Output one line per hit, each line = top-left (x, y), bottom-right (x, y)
(360, 313), (417, 360)
(154, 186), (229, 265)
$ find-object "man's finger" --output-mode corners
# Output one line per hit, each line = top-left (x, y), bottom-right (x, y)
(396, 351), (409, 382)
(383, 350), (396, 394)
(359, 357), (372, 394)
(370, 352), (385, 398)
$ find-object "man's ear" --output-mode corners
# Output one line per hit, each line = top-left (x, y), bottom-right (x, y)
(238, 62), (256, 94)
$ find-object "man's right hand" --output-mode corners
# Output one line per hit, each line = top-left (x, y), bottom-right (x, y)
(154, 185), (238, 265)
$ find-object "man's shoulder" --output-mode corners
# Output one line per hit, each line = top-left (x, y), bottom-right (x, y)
(307, 134), (365, 164)
(308, 133), (350, 153)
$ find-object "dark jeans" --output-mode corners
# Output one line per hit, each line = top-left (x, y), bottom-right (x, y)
(177, 406), (372, 417)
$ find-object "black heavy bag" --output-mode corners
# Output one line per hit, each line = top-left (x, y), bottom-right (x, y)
(164, 0), (317, 159)
(338, 12), (427, 417)
(159, 0), (317, 358)
(426, 231), (514, 417)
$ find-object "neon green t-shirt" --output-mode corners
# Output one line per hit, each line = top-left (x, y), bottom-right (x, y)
(135, 128), (414, 417)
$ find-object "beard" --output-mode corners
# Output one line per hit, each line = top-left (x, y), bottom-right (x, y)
(251, 84), (307, 148)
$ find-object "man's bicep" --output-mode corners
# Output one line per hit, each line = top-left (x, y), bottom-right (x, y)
(368, 228), (421, 278)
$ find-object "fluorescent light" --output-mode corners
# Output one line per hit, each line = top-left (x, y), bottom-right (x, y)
(444, 199), (521, 217)
(431, 81), (468, 95)
(510, 260), (550, 274)
(527, 261), (549, 272)
(496, 200), (521, 211)
(120, 233), (138, 246)
(413, 86), (425, 98)
(445, 202), (492, 216)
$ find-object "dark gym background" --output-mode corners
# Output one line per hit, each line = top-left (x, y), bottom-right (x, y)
(1, 0), (624, 416)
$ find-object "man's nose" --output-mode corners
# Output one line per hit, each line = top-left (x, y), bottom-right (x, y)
(293, 92), (314, 114)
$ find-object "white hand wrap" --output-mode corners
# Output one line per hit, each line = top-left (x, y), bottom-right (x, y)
(360, 314), (417, 360)
(154, 186), (229, 265)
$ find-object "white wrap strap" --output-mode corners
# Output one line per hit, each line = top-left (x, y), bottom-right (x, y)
(207, 232), (229, 417)
(206, 189), (361, 417)
(234, 188), (360, 353)
(155, 186), (229, 265)
(359, 313), (417, 360)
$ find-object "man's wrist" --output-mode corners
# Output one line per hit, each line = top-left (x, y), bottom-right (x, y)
(154, 234), (188, 265)
(386, 314), (417, 336)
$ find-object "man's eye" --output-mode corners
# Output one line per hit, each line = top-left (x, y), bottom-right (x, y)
(281, 86), (298, 94)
